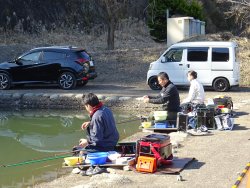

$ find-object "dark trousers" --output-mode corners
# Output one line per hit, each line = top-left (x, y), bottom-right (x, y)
(167, 111), (178, 125)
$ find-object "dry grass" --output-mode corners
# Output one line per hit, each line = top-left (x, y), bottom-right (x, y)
(0, 21), (249, 86)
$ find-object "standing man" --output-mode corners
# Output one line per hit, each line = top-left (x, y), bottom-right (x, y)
(79, 93), (119, 152)
(182, 70), (205, 104)
(143, 72), (180, 121)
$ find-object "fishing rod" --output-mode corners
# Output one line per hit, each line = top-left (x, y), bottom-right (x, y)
(0, 148), (86, 168)
(0, 116), (147, 168)
(0, 155), (71, 168)
(72, 115), (146, 133)
(116, 116), (145, 124)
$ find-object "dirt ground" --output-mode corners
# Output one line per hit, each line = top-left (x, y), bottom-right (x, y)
(0, 24), (249, 188)
(33, 91), (250, 188)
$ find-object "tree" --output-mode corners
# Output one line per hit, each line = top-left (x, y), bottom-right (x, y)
(218, 0), (250, 7)
(147, 0), (204, 41)
(93, 0), (128, 50)
(218, 0), (250, 36)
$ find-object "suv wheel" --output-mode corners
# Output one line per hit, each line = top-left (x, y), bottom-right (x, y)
(148, 76), (161, 90)
(58, 72), (76, 90)
(213, 78), (229, 92)
(0, 73), (11, 90)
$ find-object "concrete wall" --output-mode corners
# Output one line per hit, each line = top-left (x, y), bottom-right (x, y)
(0, 93), (161, 112)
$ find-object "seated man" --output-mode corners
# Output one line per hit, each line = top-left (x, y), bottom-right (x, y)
(143, 72), (180, 122)
(181, 71), (205, 129)
(182, 70), (205, 105)
(79, 93), (119, 152)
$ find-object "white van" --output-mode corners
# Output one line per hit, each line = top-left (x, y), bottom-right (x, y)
(147, 41), (240, 91)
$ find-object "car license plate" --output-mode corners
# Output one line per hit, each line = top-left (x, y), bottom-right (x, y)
(89, 61), (94, 66)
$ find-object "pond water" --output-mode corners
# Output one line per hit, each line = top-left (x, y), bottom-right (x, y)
(0, 110), (141, 188)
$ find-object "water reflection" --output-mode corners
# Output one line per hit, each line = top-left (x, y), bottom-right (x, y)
(0, 110), (140, 187)
(0, 112), (8, 126)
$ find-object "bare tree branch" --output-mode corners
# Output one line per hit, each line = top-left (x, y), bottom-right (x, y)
(219, 0), (250, 7)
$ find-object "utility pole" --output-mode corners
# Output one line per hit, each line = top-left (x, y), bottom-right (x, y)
(166, 9), (169, 44)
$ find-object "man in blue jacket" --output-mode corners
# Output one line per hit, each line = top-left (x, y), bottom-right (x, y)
(79, 93), (119, 152)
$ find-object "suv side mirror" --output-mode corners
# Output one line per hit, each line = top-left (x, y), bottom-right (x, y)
(15, 59), (23, 65)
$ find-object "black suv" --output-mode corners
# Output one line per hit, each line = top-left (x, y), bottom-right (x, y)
(0, 46), (97, 90)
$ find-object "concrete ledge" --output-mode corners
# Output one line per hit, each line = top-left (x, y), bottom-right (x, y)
(0, 93), (160, 112)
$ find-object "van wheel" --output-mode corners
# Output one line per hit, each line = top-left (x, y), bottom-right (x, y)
(0, 73), (11, 90)
(148, 76), (161, 90)
(58, 72), (76, 90)
(213, 78), (229, 92)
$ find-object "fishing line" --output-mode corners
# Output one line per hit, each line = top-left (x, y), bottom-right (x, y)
(0, 148), (86, 168)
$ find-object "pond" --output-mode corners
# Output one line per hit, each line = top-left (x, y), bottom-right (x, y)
(0, 110), (141, 188)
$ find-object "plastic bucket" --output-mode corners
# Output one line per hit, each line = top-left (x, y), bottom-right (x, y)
(153, 111), (168, 121)
(64, 157), (83, 166)
(87, 152), (108, 165)
(141, 122), (152, 128)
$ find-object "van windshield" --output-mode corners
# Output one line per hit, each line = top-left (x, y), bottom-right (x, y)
(164, 48), (183, 62)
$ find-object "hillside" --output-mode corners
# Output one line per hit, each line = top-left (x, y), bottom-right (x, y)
(0, 22), (249, 86)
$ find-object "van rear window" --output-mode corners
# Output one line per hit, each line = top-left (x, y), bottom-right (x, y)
(187, 47), (208, 61)
(212, 48), (229, 62)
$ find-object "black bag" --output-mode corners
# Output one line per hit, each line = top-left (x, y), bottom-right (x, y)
(196, 108), (216, 129)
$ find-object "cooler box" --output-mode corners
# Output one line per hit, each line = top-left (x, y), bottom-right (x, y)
(137, 134), (172, 160)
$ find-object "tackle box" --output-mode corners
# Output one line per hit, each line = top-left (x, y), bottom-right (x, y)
(136, 156), (157, 173)
(154, 121), (174, 128)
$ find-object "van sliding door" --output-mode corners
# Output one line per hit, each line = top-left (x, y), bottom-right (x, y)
(185, 47), (210, 85)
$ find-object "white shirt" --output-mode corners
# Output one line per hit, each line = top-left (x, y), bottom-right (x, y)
(183, 79), (205, 104)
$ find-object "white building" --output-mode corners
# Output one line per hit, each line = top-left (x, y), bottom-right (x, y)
(167, 17), (205, 46)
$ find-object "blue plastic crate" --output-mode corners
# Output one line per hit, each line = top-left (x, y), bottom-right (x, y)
(154, 122), (167, 128)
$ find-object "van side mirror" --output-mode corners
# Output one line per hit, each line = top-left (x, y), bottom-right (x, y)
(161, 56), (166, 63)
